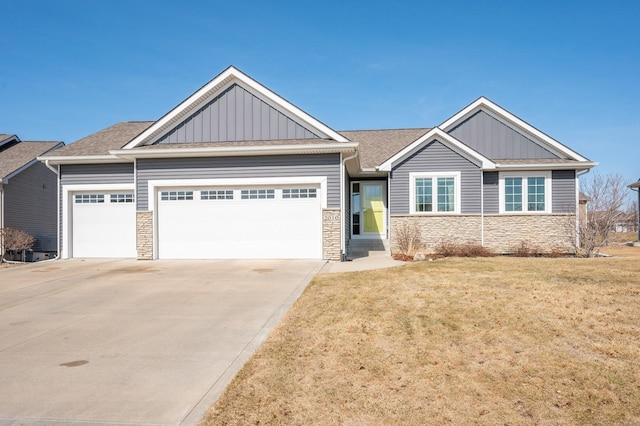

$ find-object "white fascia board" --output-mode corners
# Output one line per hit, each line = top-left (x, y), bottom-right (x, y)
(378, 128), (495, 171)
(440, 97), (589, 162)
(495, 161), (598, 171)
(122, 66), (348, 149)
(110, 142), (358, 159)
(37, 155), (131, 165)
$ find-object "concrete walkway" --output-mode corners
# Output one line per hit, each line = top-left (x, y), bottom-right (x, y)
(0, 258), (323, 425)
(319, 253), (405, 273)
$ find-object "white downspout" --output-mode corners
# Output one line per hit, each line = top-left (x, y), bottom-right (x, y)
(480, 171), (484, 246)
(341, 151), (358, 261)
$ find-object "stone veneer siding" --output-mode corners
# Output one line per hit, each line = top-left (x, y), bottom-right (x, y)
(483, 214), (575, 253)
(390, 214), (576, 254)
(390, 215), (482, 253)
(323, 208), (342, 260)
(136, 211), (153, 260)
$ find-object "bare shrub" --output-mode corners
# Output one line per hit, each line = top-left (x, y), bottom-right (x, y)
(574, 172), (634, 257)
(0, 228), (35, 262)
(511, 240), (537, 257)
(434, 242), (494, 258)
(395, 223), (422, 256)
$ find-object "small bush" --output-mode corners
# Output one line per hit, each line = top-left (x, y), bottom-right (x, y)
(511, 240), (539, 257)
(434, 242), (495, 258)
(395, 223), (422, 256)
(0, 228), (35, 262)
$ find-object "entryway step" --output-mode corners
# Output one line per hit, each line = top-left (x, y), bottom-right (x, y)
(346, 239), (390, 259)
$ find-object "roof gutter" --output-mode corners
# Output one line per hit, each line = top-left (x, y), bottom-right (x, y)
(494, 161), (598, 171)
(37, 155), (132, 165)
(109, 143), (359, 160)
(43, 159), (59, 176)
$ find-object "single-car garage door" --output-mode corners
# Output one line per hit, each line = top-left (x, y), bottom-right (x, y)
(71, 192), (137, 258)
(157, 185), (322, 259)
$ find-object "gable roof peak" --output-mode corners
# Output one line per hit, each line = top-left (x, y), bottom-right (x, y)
(122, 66), (348, 149)
(440, 97), (590, 162)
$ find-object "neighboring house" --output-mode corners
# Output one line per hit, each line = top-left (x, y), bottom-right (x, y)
(0, 134), (64, 253)
(39, 66), (596, 260)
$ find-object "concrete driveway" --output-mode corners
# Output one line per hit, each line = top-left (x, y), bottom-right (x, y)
(0, 258), (323, 425)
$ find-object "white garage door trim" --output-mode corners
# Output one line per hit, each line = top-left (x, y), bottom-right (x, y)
(148, 177), (327, 260)
(62, 184), (135, 259)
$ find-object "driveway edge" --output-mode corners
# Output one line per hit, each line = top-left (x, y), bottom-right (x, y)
(180, 260), (326, 425)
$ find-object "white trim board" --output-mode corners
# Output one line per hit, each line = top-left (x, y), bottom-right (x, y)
(378, 128), (495, 171)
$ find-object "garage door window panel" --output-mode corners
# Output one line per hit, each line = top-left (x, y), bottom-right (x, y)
(161, 190), (194, 201)
(111, 193), (134, 203)
(283, 188), (317, 199)
(75, 194), (105, 204)
(201, 190), (234, 200)
(241, 189), (275, 199)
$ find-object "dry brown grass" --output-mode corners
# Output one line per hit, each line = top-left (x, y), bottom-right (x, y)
(201, 246), (640, 425)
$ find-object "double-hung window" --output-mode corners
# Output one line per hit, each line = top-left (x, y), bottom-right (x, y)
(500, 172), (551, 213)
(410, 172), (461, 214)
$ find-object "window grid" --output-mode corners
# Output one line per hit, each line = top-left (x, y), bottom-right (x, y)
(505, 177), (523, 212)
(241, 189), (275, 200)
(110, 193), (134, 203)
(75, 194), (105, 204)
(437, 177), (455, 212)
(201, 190), (234, 200)
(282, 188), (317, 199)
(415, 178), (433, 212)
(160, 191), (194, 201)
(527, 177), (546, 211)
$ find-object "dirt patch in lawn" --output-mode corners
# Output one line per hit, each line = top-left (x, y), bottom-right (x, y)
(201, 247), (640, 425)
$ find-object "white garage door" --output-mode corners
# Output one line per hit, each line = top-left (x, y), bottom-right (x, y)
(157, 185), (322, 259)
(72, 192), (137, 258)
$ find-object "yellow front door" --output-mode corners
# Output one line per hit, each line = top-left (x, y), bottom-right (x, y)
(363, 184), (384, 234)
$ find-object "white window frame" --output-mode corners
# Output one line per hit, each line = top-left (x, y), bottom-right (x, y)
(499, 171), (552, 214)
(409, 172), (461, 215)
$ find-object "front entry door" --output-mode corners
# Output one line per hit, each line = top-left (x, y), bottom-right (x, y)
(352, 181), (386, 237)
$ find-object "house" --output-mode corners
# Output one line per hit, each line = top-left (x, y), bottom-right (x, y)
(0, 134), (64, 254)
(38, 66), (596, 260)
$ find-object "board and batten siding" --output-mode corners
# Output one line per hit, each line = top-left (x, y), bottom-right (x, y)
(448, 110), (561, 160)
(483, 172), (500, 214)
(389, 140), (482, 215)
(552, 170), (576, 213)
(3, 161), (58, 251)
(136, 154), (341, 210)
(155, 84), (321, 144)
(59, 163), (135, 254)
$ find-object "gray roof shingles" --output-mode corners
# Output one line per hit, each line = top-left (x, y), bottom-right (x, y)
(46, 122), (154, 157)
(339, 128), (430, 169)
(0, 141), (63, 179)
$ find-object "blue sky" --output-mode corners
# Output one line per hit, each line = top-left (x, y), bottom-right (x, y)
(1, 1), (638, 183)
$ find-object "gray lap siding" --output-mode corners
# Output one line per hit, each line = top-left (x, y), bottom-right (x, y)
(390, 140), (482, 215)
(135, 154), (341, 210)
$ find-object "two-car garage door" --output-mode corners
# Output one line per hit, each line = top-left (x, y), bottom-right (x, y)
(156, 185), (322, 259)
(69, 184), (323, 259)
